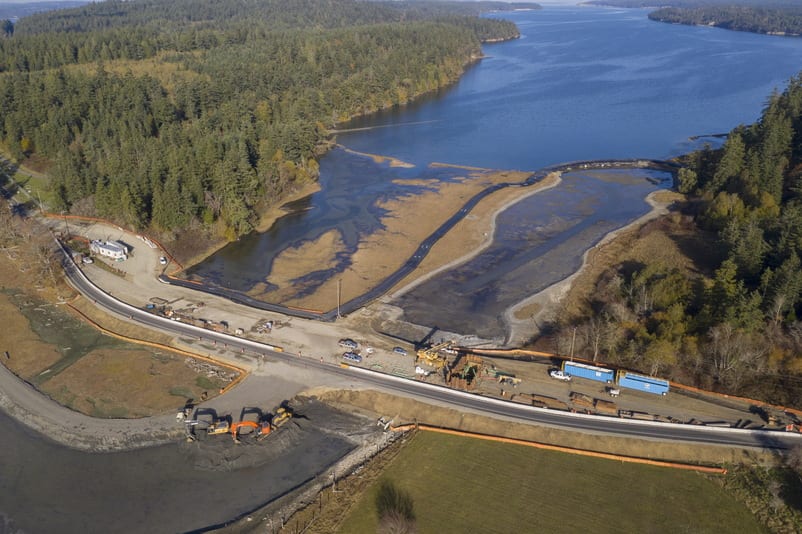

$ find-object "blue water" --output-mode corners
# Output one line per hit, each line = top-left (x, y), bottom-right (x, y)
(189, 6), (802, 325)
(340, 7), (802, 168)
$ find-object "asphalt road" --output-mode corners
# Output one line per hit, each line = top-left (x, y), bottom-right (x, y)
(60, 245), (802, 451)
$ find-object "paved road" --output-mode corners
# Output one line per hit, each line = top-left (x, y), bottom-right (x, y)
(59, 244), (802, 450)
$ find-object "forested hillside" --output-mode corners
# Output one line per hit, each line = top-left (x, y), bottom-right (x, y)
(0, 0), (520, 239)
(552, 78), (802, 406)
(649, 5), (802, 36)
(585, 1), (801, 8)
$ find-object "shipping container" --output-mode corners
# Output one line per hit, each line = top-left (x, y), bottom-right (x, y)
(562, 361), (615, 383)
(617, 372), (669, 395)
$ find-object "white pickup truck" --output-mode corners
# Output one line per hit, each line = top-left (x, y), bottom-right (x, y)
(549, 369), (572, 382)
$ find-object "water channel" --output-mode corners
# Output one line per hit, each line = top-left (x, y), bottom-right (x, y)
(188, 6), (802, 337)
(7, 5), (802, 532)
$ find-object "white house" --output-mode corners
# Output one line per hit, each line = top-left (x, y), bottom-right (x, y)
(90, 240), (128, 261)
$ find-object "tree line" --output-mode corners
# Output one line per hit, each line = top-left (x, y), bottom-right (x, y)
(550, 76), (802, 407)
(650, 5), (802, 36)
(0, 0), (519, 240)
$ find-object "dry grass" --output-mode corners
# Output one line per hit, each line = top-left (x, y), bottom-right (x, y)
(395, 171), (561, 296)
(250, 228), (346, 303)
(557, 211), (716, 320)
(279, 168), (537, 310)
(40, 347), (221, 418)
(0, 292), (62, 377)
(0, 246), (226, 417)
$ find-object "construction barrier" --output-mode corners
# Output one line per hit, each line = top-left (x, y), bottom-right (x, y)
(391, 423), (727, 475)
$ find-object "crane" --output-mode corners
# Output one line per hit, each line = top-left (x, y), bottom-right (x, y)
(415, 341), (454, 369)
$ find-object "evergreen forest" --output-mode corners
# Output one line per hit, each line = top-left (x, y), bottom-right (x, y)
(649, 5), (802, 36)
(0, 0), (521, 239)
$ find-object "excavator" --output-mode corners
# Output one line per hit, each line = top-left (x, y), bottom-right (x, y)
(271, 406), (293, 428)
(230, 420), (272, 443)
(183, 404), (294, 443)
(415, 341), (454, 370)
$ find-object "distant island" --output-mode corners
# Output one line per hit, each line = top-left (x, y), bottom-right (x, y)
(0, 1), (89, 22)
(649, 5), (802, 37)
(583, 1), (802, 37)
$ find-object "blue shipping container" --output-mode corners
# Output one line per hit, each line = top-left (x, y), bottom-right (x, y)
(617, 372), (669, 396)
(562, 361), (615, 384)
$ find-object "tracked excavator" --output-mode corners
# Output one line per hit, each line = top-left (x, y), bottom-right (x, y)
(271, 406), (293, 428)
(183, 404), (295, 443)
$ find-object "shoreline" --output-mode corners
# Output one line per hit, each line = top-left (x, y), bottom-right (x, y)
(504, 189), (674, 346)
(170, 180), (322, 273)
(387, 171), (563, 301)
(0, 359), (183, 452)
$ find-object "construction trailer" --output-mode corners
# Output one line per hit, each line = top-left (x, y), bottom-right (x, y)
(617, 371), (669, 396)
(562, 361), (615, 384)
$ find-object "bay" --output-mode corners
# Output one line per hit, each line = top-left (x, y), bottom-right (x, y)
(189, 6), (802, 320)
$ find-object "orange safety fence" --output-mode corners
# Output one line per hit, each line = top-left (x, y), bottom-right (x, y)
(66, 303), (248, 395)
(391, 423), (727, 474)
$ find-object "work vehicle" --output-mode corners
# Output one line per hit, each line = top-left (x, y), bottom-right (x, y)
(393, 346), (408, 356)
(549, 369), (572, 382)
(338, 338), (358, 349)
(343, 352), (362, 363)
(206, 420), (231, 435)
(271, 406), (293, 429)
(415, 341), (453, 369)
(230, 420), (272, 443)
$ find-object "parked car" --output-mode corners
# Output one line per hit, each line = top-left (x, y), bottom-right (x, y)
(549, 369), (572, 382)
(392, 346), (408, 356)
(342, 352), (362, 363)
(81, 256), (94, 264)
(159, 256), (168, 265)
(338, 338), (358, 349)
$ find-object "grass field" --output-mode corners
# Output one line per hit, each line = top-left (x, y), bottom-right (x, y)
(338, 431), (766, 534)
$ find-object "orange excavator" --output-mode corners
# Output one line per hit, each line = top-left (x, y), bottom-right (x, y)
(230, 420), (272, 443)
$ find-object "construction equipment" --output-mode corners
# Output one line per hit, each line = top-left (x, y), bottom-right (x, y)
(230, 420), (272, 442)
(415, 341), (454, 369)
(446, 354), (484, 390)
(271, 406), (293, 429)
(206, 420), (231, 436)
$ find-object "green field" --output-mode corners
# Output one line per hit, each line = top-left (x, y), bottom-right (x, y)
(338, 432), (766, 534)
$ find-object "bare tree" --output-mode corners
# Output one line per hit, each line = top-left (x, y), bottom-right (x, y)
(706, 324), (768, 390)
(579, 313), (619, 362)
